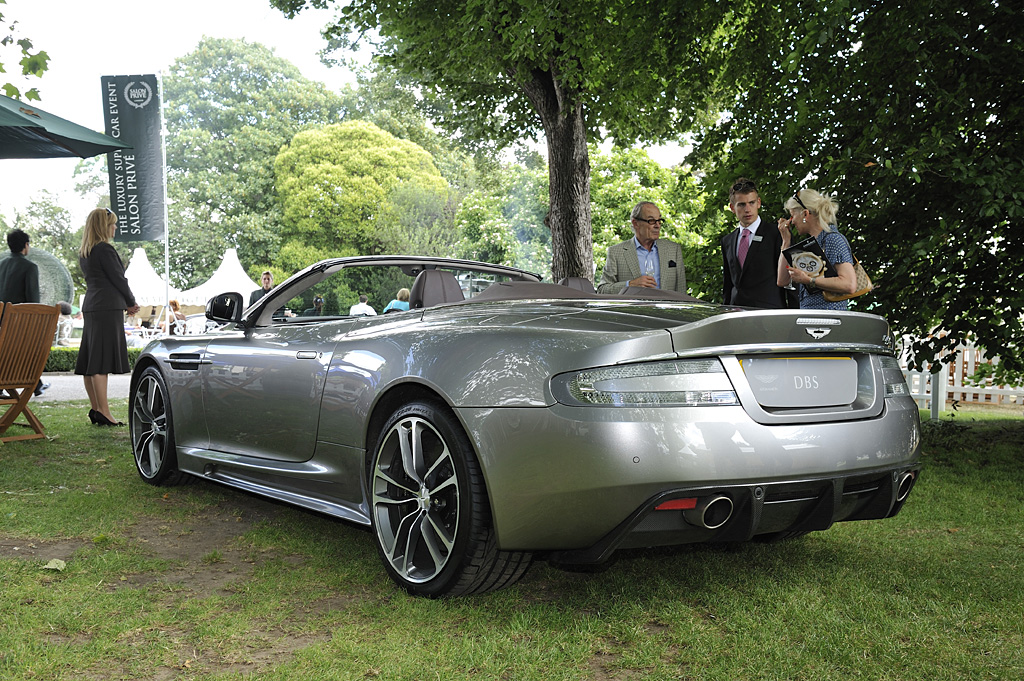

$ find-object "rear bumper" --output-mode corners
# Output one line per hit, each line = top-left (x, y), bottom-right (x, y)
(458, 396), (921, 551)
(547, 463), (921, 564)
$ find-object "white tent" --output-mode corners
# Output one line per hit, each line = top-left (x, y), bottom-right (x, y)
(178, 248), (260, 306)
(125, 247), (179, 306)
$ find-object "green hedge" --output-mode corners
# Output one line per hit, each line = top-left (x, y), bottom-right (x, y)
(45, 347), (142, 373)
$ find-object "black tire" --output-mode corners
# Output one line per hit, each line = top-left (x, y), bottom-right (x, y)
(369, 400), (532, 597)
(130, 366), (189, 486)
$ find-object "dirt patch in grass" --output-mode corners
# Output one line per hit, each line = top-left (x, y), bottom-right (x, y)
(0, 536), (91, 561)
(2, 489), (364, 679)
(0, 492), (290, 598)
(113, 493), (293, 597)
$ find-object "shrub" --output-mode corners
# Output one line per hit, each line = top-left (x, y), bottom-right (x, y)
(45, 347), (142, 373)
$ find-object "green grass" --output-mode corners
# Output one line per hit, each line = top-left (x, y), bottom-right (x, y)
(1, 401), (1022, 680)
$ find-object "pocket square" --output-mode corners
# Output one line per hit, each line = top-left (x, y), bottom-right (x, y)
(668, 260), (677, 268)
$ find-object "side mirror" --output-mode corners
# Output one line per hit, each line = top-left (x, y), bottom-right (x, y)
(206, 292), (243, 324)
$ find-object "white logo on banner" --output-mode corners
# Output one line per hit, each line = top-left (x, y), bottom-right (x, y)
(124, 81), (153, 109)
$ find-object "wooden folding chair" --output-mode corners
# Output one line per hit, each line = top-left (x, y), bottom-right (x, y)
(0, 303), (60, 443)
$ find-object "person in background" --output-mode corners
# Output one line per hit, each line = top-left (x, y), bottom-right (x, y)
(0, 229), (40, 304)
(349, 294), (377, 316)
(0, 229), (48, 396)
(382, 288), (410, 313)
(76, 208), (139, 426)
(302, 295), (325, 316)
(597, 201), (686, 294)
(55, 301), (74, 346)
(777, 188), (857, 310)
(249, 270), (274, 306)
(159, 299), (186, 334)
(721, 178), (793, 308)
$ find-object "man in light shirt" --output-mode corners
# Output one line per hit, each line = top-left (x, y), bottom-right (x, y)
(349, 294), (377, 316)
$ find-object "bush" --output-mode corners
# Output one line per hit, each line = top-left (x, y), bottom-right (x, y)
(45, 347), (142, 373)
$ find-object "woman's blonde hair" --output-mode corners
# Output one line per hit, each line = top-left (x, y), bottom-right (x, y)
(169, 299), (181, 311)
(785, 189), (839, 231)
(397, 287), (410, 302)
(79, 208), (117, 257)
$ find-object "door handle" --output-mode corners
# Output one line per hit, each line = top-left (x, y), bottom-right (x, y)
(296, 351), (318, 360)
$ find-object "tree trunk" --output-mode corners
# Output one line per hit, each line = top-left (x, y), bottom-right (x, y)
(521, 66), (593, 283)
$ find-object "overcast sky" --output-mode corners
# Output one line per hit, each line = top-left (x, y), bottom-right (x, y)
(0, 0), (354, 219)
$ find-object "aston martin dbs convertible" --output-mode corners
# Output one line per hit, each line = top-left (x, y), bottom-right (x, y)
(129, 256), (921, 597)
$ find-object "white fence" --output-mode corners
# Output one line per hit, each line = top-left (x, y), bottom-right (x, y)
(900, 340), (1024, 419)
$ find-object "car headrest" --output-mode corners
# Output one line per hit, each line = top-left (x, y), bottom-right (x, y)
(557, 277), (596, 293)
(410, 270), (465, 309)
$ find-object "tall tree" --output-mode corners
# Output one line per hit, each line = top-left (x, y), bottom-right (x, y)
(341, 63), (483, 193)
(270, 0), (738, 282)
(0, 1), (48, 100)
(274, 120), (448, 262)
(689, 0), (1024, 379)
(162, 37), (349, 286)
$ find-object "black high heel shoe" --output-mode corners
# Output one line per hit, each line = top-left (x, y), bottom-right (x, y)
(93, 411), (124, 427)
(88, 409), (99, 425)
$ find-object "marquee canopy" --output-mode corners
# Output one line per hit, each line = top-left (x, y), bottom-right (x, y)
(125, 247), (260, 308)
(177, 248), (260, 306)
(124, 248), (180, 306)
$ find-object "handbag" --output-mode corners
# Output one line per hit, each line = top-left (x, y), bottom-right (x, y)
(823, 245), (873, 302)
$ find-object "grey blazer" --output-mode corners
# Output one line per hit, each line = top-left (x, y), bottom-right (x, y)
(597, 238), (686, 294)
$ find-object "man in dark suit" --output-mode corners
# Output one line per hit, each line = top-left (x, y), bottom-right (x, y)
(0, 229), (47, 395)
(0, 229), (40, 304)
(721, 178), (792, 308)
(598, 201), (686, 294)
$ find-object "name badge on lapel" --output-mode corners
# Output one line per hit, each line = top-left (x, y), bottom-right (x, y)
(751, 235), (763, 242)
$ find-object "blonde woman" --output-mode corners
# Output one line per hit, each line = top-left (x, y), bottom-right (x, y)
(383, 287), (411, 313)
(75, 208), (139, 426)
(776, 188), (857, 310)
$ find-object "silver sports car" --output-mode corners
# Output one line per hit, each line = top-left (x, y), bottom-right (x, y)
(130, 256), (921, 597)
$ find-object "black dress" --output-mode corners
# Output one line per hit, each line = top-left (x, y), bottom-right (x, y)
(75, 242), (137, 376)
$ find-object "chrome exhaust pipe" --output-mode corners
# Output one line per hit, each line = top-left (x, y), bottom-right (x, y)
(896, 472), (916, 502)
(683, 495), (734, 530)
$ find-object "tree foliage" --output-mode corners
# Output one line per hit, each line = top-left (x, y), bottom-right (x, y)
(690, 0), (1024, 378)
(454, 154), (548, 273)
(270, 0), (742, 282)
(0, 1), (48, 100)
(9, 191), (81, 288)
(340, 63), (483, 193)
(274, 120), (448, 258)
(162, 37), (349, 287)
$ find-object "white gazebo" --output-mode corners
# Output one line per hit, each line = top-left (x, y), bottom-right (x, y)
(125, 247), (179, 306)
(178, 248), (260, 307)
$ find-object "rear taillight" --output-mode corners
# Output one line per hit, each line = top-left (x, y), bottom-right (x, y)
(552, 359), (738, 407)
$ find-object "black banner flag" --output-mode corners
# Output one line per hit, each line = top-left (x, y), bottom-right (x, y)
(100, 74), (165, 241)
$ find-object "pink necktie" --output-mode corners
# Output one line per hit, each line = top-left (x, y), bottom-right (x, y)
(738, 228), (750, 268)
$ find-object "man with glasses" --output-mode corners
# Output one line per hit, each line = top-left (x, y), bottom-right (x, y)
(597, 201), (686, 294)
(721, 178), (793, 308)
